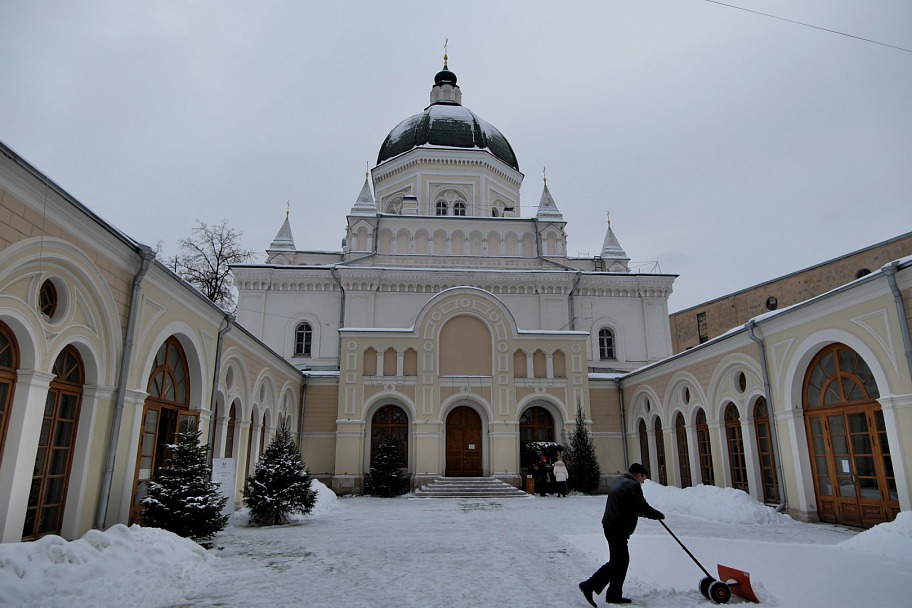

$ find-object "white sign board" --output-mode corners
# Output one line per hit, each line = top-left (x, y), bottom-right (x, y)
(211, 458), (237, 518)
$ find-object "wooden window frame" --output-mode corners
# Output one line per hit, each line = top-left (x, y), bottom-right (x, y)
(294, 322), (312, 357)
(0, 322), (18, 469)
(23, 346), (83, 540)
(725, 403), (749, 491)
(638, 419), (650, 470)
(753, 397), (779, 504)
(675, 412), (692, 488)
(654, 418), (667, 485)
(39, 280), (59, 319)
(696, 409), (714, 485)
(371, 404), (409, 468)
(598, 328), (615, 360)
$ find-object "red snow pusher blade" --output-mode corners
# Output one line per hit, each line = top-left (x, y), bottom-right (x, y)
(717, 565), (760, 603)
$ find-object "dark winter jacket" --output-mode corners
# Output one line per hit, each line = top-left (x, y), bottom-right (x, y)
(601, 472), (664, 538)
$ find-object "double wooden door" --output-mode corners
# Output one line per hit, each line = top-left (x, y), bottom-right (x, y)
(806, 405), (897, 528)
(445, 406), (482, 477)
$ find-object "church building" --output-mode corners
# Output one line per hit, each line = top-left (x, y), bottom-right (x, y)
(233, 57), (676, 494)
(1, 56), (909, 542)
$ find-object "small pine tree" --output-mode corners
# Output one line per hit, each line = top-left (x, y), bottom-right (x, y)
(243, 419), (316, 525)
(564, 401), (602, 494)
(140, 426), (229, 543)
(364, 435), (406, 497)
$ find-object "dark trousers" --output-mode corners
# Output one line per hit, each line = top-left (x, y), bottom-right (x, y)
(585, 527), (630, 598)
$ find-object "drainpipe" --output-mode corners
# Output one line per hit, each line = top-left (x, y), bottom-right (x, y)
(569, 271), (582, 331)
(330, 265), (345, 370)
(297, 375), (308, 449)
(614, 377), (629, 470)
(208, 314), (234, 422)
(95, 245), (155, 530)
(532, 218), (582, 330)
(747, 319), (787, 513)
(883, 262), (912, 381)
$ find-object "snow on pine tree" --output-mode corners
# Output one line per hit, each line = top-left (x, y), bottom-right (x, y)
(364, 434), (406, 497)
(564, 400), (602, 494)
(243, 419), (315, 525)
(140, 426), (229, 543)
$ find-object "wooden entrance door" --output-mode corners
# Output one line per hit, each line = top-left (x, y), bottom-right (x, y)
(803, 343), (898, 528)
(806, 406), (896, 528)
(445, 406), (482, 477)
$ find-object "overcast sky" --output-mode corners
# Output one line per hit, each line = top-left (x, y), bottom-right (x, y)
(1, 1), (909, 312)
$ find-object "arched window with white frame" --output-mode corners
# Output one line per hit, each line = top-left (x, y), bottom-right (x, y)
(598, 328), (615, 360)
(294, 322), (312, 357)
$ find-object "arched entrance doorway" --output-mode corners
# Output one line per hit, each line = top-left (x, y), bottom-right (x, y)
(803, 343), (897, 528)
(519, 406), (555, 472)
(131, 337), (198, 523)
(445, 406), (482, 477)
(371, 404), (409, 468)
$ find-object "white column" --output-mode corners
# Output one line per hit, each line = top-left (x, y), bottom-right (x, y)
(0, 370), (54, 542)
(525, 350), (535, 379)
(376, 350), (385, 377)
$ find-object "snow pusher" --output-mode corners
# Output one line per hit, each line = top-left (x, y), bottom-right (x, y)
(659, 521), (760, 604)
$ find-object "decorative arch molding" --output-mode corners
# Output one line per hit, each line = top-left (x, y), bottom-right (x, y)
(439, 391), (494, 424)
(414, 286), (519, 352)
(590, 316), (625, 363)
(0, 237), (122, 384)
(285, 313), (322, 359)
(705, 353), (762, 421)
(251, 372), (278, 422)
(277, 384), (298, 425)
(430, 185), (472, 209)
(628, 386), (663, 433)
(782, 329), (895, 418)
(47, 336), (103, 388)
(516, 393), (568, 424)
(220, 350), (252, 408)
(360, 391), (418, 422)
(662, 371), (706, 413)
(136, 323), (209, 412)
(0, 308), (44, 371)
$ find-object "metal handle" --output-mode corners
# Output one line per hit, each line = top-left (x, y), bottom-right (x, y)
(660, 520), (713, 579)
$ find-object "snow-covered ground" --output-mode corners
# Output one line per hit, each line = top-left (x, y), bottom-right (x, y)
(2, 481), (910, 607)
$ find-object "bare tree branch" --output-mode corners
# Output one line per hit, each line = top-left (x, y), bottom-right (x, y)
(172, 219), (253, 311)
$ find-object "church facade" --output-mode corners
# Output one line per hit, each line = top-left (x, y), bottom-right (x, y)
(1, 58), (910, 544)
(233, 59), (676, 494)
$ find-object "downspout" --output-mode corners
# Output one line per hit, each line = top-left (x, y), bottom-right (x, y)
(569, 271), (582, 331)
(208, 314), (235, 428)
(883, 262), (912, 380)
(614, 377), (629, 469)
(330, 265), (345, 370)
(532, 217), (582, 330)
(747, 319), (787, 513)
(297, 374), (308, 449)
(95, 245), (155, 529)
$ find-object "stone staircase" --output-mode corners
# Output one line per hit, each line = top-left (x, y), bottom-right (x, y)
(411, 476), (531, 499)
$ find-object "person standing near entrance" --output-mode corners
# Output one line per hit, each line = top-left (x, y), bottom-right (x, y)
(579, 463), (664, 605)
(552, 457), (569, 497)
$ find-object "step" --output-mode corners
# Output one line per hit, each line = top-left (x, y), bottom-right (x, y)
(410, 476), (531, 499)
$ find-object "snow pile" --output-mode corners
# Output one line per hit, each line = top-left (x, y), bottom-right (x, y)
(839, 511), (912, 560)
(643, 480), (795, 525)
(0, 524), (216, 608)
(230, 478), (337, 526)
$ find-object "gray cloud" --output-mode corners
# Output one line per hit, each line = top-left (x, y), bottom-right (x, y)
(1, 0), (909, 311)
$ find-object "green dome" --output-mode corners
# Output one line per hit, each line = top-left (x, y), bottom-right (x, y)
(377, 104), (519, 170)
